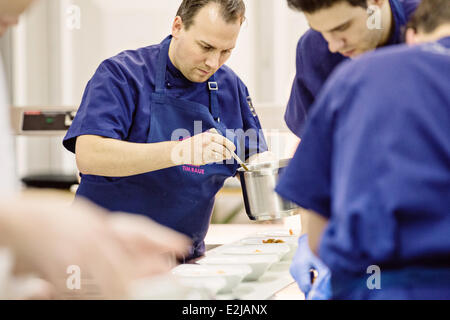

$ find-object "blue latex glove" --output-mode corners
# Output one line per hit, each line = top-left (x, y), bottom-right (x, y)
(290, 234), (332, 300)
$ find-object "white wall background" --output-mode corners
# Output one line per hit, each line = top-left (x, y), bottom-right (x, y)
(10, 0), (308, 178)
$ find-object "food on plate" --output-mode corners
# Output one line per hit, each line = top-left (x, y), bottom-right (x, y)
(289, 229), (294, 236)
(262, 239), (285, 244)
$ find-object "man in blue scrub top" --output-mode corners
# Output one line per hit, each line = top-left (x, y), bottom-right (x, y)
(285, 0), (420, 138)
(276, 0), (450, 299)
(284, 0), (420, 300)
(63, 0), (269, 259)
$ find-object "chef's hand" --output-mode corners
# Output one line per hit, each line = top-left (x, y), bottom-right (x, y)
(107, 212), (191, 278)
(172, 129), (235, 166)
(0, 0), (36, 37)
(290, 234), (332, 300)
(0, 15), (19, 36)
(0, 192), (190, 299)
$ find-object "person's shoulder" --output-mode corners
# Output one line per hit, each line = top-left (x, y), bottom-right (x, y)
(320, 43), (430, 118)
(298, 29), (326, 47)
(216, 64), (238, 79)
(296, 29), (339, 59)
(216, 64), (248, 90)
(295, 29), (346, 77)
(332, 43), (423, 85)
(99, 44), (161, 77)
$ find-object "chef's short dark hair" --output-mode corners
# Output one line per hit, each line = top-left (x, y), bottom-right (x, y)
(286, 0), (367, 13)
(407, 0), (450, 33)
(177, 0), (246, 30)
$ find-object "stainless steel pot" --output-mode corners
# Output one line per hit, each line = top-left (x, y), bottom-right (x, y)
(237, 158), (300, 221)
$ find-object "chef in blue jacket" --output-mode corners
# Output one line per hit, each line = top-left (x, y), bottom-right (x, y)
(283, 0), (421, 300)
(285, 0), (420, 138)
(63, 0), (269, 260)
(276, 0), (450, 299)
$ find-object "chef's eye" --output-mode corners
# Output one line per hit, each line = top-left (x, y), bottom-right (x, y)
(201, 45), (213, 51)
(336, 22), (351, 32)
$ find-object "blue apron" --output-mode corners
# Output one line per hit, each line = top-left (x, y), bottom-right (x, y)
(76, 37), (239, 259)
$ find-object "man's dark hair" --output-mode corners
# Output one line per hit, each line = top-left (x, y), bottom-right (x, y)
(176, 0), (246, 30)
(407, 0), (450, 33)
(286, 0), (367, 13)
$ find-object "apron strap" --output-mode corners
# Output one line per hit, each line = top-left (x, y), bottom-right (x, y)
(208, 75), (221, 123)
(153, 38), (170, 104)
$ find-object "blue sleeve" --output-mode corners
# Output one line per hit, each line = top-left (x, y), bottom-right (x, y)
(285, 36), (315, 139)
(63, 60), (137, 153)
(237, 79), (268, 160)
(276, 86), (338, 218)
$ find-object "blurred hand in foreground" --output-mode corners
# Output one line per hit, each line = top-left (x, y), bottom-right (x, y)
(0, 191), (191, 299)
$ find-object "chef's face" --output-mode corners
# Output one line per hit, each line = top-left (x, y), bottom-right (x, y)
(170, 2), (242, 83)
(305, 0), (387, 58)
(0, 0), (34, 36)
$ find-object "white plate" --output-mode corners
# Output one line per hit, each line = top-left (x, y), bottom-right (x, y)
(219, 244), (291, 260)
(241, 236), (298, 252)
(257, 229), (300, 237)
(171, 264), (251, 293)
(197, 254), (279, 281)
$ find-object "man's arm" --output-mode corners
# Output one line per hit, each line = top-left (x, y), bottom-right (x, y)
(76, 135), (179, 177)
(303, 209), (328, 255)
(76, 131), (236, 177)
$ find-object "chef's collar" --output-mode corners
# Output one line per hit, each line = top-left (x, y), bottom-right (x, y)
(386, 0), (408, 46)
(166, 50), (201, 89)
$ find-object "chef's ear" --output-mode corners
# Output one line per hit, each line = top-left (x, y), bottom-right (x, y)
(367, 0), (387, 8)
(171, 16), (183, 38)
(405, 28), (418, 45)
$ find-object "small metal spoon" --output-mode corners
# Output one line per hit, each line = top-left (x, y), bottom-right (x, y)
(230, 150), (249, 171)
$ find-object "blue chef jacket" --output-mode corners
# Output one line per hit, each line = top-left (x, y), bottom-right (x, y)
(276, 37), (450, 299)
(63, 36), (267, 259)
(285, 0), (421, 138)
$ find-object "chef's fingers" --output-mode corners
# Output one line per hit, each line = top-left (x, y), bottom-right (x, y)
(207, 129), (236, 152)
(108, 213), (192, 257)
(208, 142), (232, 160)
(130, 253), (177, 279)
(0, 15), (19, 25)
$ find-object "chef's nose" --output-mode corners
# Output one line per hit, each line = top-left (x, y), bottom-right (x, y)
(327, 35), (346, 53)
(205, 52), (220, 71)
